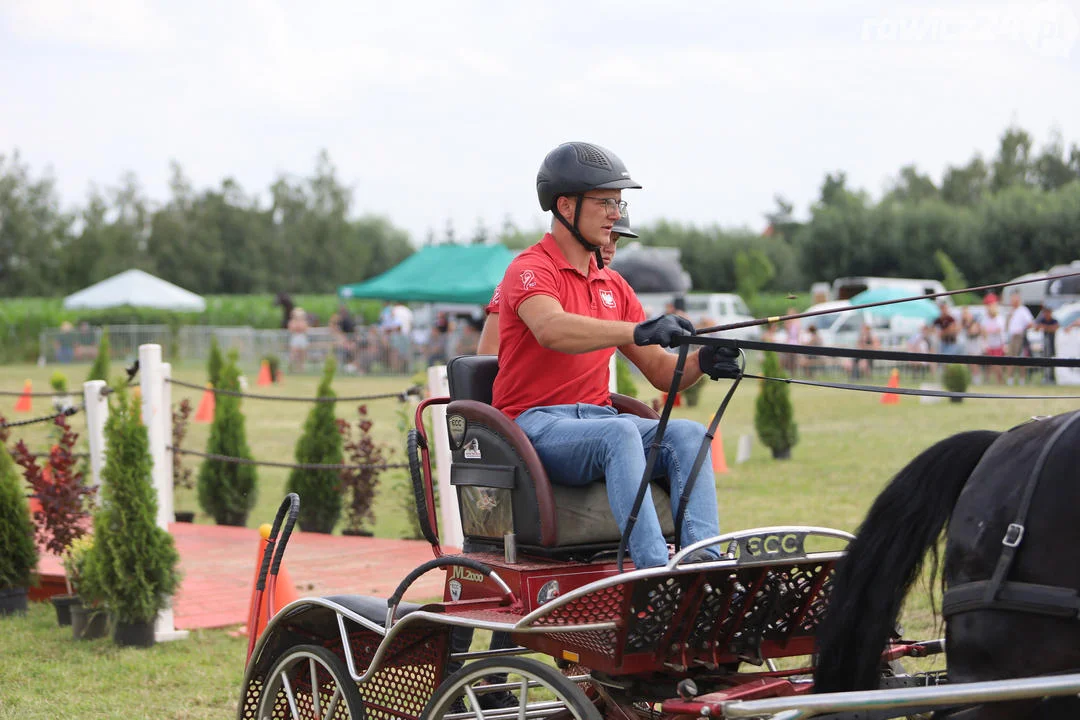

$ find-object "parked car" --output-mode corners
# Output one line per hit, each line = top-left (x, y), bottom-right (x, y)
(637, 293), (761, 341)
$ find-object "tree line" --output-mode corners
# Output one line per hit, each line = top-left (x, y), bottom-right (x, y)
(0, 151), (414, 298)
(2, 125), (1079, 300)
(625, 126), (1080, 297)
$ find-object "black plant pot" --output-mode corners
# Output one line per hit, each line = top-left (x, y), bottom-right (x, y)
(51, 594), (82, 626)
(771, 446), (792, 460)
(949, 397), (963, 403)
(71, 604), (108, 640)
(113, 619), (156, 648)
(0, 586), (28, 616)
(341, 528), (374, 537)
(175, 511), (196, 523)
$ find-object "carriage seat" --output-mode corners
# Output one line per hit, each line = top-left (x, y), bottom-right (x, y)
(445, 355), (675, 560)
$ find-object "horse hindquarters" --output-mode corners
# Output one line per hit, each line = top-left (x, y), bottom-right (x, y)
(945, 413), (1080, 690)
(814, 430), (1001, 694)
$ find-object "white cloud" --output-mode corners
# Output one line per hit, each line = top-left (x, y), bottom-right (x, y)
(2, 0), (1078, 246)
(2, 0), (176, 52)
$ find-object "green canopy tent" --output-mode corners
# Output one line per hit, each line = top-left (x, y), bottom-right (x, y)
(337, 244), (515, 305)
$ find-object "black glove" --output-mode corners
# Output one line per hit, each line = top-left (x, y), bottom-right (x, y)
(698, 345), (741, 380)
(634, 314), (695, 348)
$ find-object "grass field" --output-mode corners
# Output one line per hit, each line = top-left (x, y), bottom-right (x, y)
(2, 359), (1077, 718)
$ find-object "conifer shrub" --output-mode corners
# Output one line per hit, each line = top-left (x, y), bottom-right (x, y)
(86, 330), (111, 383)
(207, 336), (224, 388)
(86, 386), (180, 624)
(287, 358), (344, 533)
(754, 351), (799, 459)
(0, 445), (38, 593)
(197, 351), (257, 525)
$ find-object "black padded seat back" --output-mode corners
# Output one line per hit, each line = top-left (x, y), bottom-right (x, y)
(443, 354), (675, 557)
(447, 355), (498, 404)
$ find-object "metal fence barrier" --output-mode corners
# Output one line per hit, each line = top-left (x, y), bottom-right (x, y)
(39, 324), (483, 376)
(38, 324), (1055, 385)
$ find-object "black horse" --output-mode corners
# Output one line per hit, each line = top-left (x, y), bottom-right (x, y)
(814, 411), (1080, 719)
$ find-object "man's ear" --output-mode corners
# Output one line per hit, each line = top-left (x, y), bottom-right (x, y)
(556, 195), (576, 222)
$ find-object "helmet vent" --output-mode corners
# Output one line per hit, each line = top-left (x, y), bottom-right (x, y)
(575, 143), (612, 170)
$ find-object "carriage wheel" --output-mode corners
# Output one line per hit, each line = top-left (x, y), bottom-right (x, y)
(421, 656), (601, 720)
(258, 644), (366, 720)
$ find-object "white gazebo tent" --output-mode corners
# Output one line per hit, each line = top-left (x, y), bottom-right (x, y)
(63, 269), (206, 312)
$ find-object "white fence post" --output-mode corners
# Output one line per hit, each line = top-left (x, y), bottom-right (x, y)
(163, 361), (174, 521)
(138, 344), (188, 643)
(427, 365), (463, 550)
(83, 380), (109, 489)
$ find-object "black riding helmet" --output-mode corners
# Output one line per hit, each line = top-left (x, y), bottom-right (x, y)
(536, 142), (641, 268)
(612, 210), (638, 239)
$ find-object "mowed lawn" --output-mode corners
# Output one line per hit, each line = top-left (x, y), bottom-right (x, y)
(2, 359), (1077, 718)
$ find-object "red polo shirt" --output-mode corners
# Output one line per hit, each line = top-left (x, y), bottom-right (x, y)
(492, 234), (645, 419)
(485, 283), (502, 315)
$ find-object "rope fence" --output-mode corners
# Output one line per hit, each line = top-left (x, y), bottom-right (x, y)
(169, 446), (410, 472)
(165, 377), (423, 403)
(0, 405), (82, 430)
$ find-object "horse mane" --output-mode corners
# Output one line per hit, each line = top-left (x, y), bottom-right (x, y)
(813, 429), (1001, 693)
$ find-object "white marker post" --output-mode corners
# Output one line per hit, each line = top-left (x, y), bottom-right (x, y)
(138, 344), (188, 643)
(83, 380), (109, 489)
(427, 365), (463, 550)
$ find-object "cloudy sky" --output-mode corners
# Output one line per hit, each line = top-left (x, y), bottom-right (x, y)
(3, 1), (1079, 244)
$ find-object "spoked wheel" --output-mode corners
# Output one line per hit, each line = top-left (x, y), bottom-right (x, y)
(421, 656), (601, 720)
(258, 644), (365, 720)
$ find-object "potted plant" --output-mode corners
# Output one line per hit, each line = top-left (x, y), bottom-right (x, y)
(336, 404), (390, 536)
(88, 386), (181, 647)
(64, 534), (108, 640)
(12, 414), (96, 625)
(943, 364), (970, 403)
(0, 444), (38, 616)
(754, 351), (799, 460)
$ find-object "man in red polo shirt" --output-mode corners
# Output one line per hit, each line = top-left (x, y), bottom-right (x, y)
(492, 141), (737, 568)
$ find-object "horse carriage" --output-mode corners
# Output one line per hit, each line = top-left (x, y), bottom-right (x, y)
(239, 340), (1080, 720)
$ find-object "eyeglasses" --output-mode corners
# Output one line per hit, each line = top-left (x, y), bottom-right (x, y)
(582, 196), (628, 215)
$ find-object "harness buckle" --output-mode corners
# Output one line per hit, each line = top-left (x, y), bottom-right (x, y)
(1003, 523), (1024, 548)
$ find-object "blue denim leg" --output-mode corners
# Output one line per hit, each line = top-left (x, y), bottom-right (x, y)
(515, 405), (720, 568)
(622, 415), (721, 557)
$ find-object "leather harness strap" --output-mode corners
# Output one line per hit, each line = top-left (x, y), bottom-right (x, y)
(943, 411), (1080, 621)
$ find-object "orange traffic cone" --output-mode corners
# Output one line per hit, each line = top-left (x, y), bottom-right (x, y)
(245, 523), (301, 639)
(194, 384), (215, 423)
(881, 368), (900, 405)
(257, 361), (273, 387)
(14, 380), (32, 413)
(711, 428), (728, 474)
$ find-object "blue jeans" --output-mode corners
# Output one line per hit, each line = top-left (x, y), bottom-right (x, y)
(515, 404), (721, 568)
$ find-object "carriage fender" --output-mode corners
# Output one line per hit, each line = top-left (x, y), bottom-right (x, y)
(241, 598), (381, 695)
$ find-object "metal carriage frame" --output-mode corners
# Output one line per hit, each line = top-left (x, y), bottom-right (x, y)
(241, 330), (1080, 720)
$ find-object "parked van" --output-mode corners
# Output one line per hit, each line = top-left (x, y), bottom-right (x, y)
(831, 277), (949, 304)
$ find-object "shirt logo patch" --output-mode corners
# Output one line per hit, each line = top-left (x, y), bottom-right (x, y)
(520, 270), (536, 291)
(599, 289), (616, 309)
